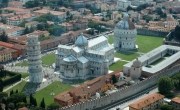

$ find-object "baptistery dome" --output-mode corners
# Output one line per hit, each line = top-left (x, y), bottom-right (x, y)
(116, 13), (135, 30)
(114, 13), (137, 50)
(75, 33), (88, 47)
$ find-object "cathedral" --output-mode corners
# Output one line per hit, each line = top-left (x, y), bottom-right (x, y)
(55, 33), (114, 79)
(114, 13), (137, 50)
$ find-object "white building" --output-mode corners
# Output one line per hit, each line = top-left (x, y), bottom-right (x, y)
(123, 45), (180, 75)
(117, 0), (131, 9)
(55, 33), (114, 79)
(114, 13), (137, 50)
(5, 27), (25, 38)
(27, 34), (43, 83)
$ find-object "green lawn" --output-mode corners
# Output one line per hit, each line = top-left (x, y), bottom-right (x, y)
(108, 35), (163, 53)
(16, 53), (55, 66)
(20, 72), (29, 78)
(5, 81), (27, 95)
(5, 81), (73, 106)
(108, 35), (114, 44)
(33, 81), (73, 106)
(136, 35), (163, 53)
(115, 51), (139, 61)
(109, 61), (127, 71)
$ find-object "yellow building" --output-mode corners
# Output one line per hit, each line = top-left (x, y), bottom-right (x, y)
(129, 93), (164, 110)
(0, 47), (12, 62)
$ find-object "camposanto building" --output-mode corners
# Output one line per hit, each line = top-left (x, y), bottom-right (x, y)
(114, 13), (137, 50)
(55, 33), (114, 79)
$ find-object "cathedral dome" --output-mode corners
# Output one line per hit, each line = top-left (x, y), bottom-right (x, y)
(132, 58), (142, 68)
(75, 33), (88, 47)
(116, 13), (135, 30)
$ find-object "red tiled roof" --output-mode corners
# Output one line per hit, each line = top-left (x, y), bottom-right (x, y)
(0, 41), (14, 48)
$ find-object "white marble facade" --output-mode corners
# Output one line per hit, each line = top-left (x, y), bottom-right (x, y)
(55, 33), (114, 79)
(27, 34), (43, 83)
(114, 13), (137, 50)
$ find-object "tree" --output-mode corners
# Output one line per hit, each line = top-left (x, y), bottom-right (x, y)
(0, 79), (3, 92)
(158, 77), (174, 94)
(0, 92), (8, 100)
(30, 94), (33, 104)
(29, 27), (34, 33)
(24, 27), (29, 34)
(40, 98), (45, 108)
(15, 89), (18, 93)
(8, 102), (14, 110)
(10, 90), (14, 96)
(175, 25), (180, 40)
(33, 98), (37, 106)
(111, 74), (117, 84)
(16, 102), (25, 108)
(37, 24), (44, 30)
(160, 104), (173, 110)
(169, 8), (172, 14)
(0, 31), (8, 42)
(47, 102), (60, 109)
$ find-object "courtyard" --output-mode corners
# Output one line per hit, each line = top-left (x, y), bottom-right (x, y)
(108, 35), (164, 71)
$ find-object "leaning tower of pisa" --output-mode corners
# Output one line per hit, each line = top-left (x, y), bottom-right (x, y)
(27, 34), (43, 83)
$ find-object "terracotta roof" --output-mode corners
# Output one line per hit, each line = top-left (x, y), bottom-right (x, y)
(18, 107), (28, 110)
(54, 91), (73, 102)
(172, 97), (180, 104)
(0, 41), (14, 48)
(8, 1), (24, 6)
(0, 48), (12, 55)
(129, 93), (164, 109)
(5, 27), (25, 34)
(7, 14), (35, 21)
(3, 7), (30, 13)
(12, 44), (26, 50)
(34, 9), (65, 16)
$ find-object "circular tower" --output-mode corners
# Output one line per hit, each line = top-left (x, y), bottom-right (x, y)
(114, 13), (137, 50)
(130, 58), (142, 79)
(27, 34), (43, 83)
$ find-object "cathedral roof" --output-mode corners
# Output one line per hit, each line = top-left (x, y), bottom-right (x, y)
(116, 13), (135, 30)
(75, 33), (88, 47)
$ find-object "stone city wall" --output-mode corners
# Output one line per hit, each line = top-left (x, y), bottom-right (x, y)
(136, 28), (169, 37)
(164, 41), (180, 46)
(60, 64), (180, 110)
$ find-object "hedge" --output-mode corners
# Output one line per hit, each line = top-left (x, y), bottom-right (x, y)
(3, 71), (22, 86)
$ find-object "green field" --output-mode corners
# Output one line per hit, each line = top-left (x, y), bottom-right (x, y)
(109, 61), (127, 71)
(5, 81), (73, 106)
(108, 35), (163, 71)
(108, 35), (163, 53)
(115, 51), (139, 61)
(16, 53), (55, 66)
(108, 35), (114, 44)
(32, 81), (73, 106)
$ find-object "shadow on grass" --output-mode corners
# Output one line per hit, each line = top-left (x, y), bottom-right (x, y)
(116, 50), (138, 55)
(21, 82), (40, 96)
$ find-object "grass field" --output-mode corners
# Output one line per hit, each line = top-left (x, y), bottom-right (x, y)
(108, 35), (114, 44)
(5, 81), (73, 106)
(108, 35), (163, 53)
(32, 81), (73, 106)
(115, 51), (139, 61)
(16, 53), (55, 66)
(109, 61), (127, 71)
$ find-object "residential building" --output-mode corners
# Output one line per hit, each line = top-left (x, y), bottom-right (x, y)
(2, 7), (30, 14)
(0, 23), (16, 33)
(33, 9), (66, 21)
(0, 13), (14, 21)
(7, 14), (36, 26)
(171, 97), (180, 108)
(25, 21), (39, 29)
(5, 27), (25, 37)
(8, 1), (24, 8)
(0, 47), (12, 62)
(117, 0), (131, 9)
(129, 93), (164, 110)
(59, 23), (73, 31)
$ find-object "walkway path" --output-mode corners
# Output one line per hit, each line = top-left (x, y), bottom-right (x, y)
(3, 79), (23, 92)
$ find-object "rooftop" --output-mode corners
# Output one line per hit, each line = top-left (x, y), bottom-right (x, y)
(172, 97), (180, 104)
(129, 93), (164, 109)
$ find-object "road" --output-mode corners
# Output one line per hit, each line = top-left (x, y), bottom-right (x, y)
(102, 86), (158, 110)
